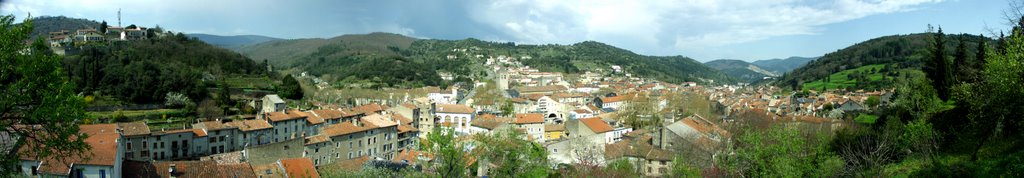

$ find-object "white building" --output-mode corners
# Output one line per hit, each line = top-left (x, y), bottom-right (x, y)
(433, 104), (475, 134)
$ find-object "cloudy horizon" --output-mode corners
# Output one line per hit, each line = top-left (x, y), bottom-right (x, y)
(0, 0), (1011, 61)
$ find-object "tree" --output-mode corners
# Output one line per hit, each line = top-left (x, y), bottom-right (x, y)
(217, 78), (233, 109)
(671, 155), (702, 178)
(98, 20), (107, 34)
(724, 126), (844, 177)
(865, 96), (880, 108)
(279, 74), (304, 100)
(924, 26), (953, 101)
(424, 127), (467, 178)
(972, 34), (988, 83)
(0, 15), (90, 175)
(620, 93), (660, 129)
(500, 99), (514, 117)
(953, 35), (970, 83)
(472, 130), (550, 177)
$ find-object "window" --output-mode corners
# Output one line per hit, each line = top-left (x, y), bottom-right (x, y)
(336, 153), (340, 158)
(30, 166), (37, 175)
(100, 169), (106, 178)
(127, 142), (133, 150)
(143, 141), (148, 149)
(316, 148), (320, 153)
(348, 152), (353, 159)
(553, 149), (558, 153)
(661, 161), (666, 165)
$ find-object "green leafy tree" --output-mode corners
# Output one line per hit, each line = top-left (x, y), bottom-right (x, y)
(279, 74), (304, 100)
(671, 155), (702, 178)
(473, 130), (550, 177)
(98, 20), (107, 34)
(424, 127), (467, 178)
(924, 26), (953, 101)
(620, 94), (661, 129)
(725, 126), (844, 177)
(865, 96), (880, 108)
(0, 15), (90, 175)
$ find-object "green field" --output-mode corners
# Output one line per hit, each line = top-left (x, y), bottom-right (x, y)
(802, 64), (886, 91)
(90, 109), (183, 119)
(224, 76), (277, 90)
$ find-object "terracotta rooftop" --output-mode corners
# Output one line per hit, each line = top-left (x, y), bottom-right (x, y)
(122, 160), (256, 178)
(226, 119), (273, 132)
(362, 114), (398, 128)
(265, 110), (306, 122)
(579, 117), (614, 133)
(352, 103), (388, 115)
(323, 122), (371, 137)
(117, 121), (150, 136)
(435, 104), (475, 114)
(295, 111), (325, 125)
(193, 120), (234, 131)
(516, 85), (568, 93)
(514, 113), (545, 124)
(398, 125), (418, 133)
(279, 158), (320, 178)
(392, 148), (433, 164)
(544, 124), (565, 132)
(21, 124), (120, 176)
(305, 135), (330, 145)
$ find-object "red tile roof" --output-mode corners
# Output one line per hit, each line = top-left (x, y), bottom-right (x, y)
(352, 103), (388, 115)
(21, 124), (120, 176)
(435, 104), (475, 114)
(305, 135), (330, 145)
(579, 117), (614, 133)
(117, 121), (150, 136)
(279, 158), (320, 178)
(323, 122), (370, 137)
(514, 113), (545, 124)
(265, 110), (306, 122)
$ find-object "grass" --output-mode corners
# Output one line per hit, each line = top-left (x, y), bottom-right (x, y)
(90, 109), (183, 119)
(802, 64), (886, 91)
(854, 114), (879, 124)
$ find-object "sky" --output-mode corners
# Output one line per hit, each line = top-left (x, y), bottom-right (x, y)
(0, 0), (1012, 62)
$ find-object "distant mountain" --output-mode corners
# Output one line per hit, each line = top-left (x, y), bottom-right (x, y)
(751, 56), (817, 74)
(187, 33), (282, 51)
(25, 16), (100, 39)
(704, 59), (777, 83)
(239, 32), (734, 87)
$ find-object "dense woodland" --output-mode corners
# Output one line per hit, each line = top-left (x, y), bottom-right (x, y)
(777, 33), (992, 91)
(61, 33), (265, 103)
(241, 34), (736, 89)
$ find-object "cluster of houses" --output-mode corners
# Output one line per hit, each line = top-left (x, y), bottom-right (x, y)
(46, 25), (157, 55)
(12, 46), (898, 178)
(17, 94), (431, 178)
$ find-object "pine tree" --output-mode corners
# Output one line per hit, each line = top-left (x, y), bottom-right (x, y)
(924, 27), (952, 101)
(953, 35), (969, 83)
(972, 34), (988, 83)
(99, 20), (107, 34)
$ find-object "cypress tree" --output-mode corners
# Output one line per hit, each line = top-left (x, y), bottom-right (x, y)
(924, 27), (952, 101)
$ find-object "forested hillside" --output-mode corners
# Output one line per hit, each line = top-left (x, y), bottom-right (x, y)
(186, 33), (281, 51)
(62, 33), (265, 103)
(751, 56), (816, 73)
(777, 33), (991, 90)
(704, 59), (776, 83)
(241, 34), (735, 87)
(24, 16), (99, 39)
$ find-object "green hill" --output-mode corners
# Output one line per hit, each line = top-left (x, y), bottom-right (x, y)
(752, 56), (816, 74)
(777, 33), (991, 90)
(705, 59), (777, 83)
(186, 33), (282, 51)
(25, 16), (100, 39)
(240, 33), (735, 87)
(62, 33), (266, 103)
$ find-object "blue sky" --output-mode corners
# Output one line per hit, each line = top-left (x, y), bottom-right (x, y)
(0, 0), (1011, 61)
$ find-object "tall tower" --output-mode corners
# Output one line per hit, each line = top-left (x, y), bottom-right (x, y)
(117, 8), (121, 27)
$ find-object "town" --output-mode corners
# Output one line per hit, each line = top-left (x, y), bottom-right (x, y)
(17, 32), (888, 177)
(4, 1), (1022, 177)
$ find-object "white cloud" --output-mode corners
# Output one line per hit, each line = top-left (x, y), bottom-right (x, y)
(466, 0), (942, 55)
